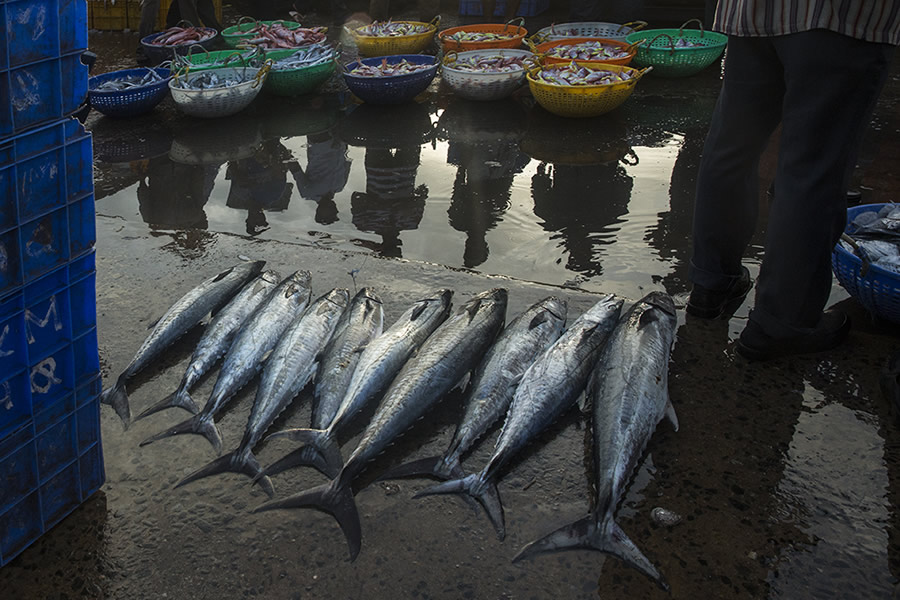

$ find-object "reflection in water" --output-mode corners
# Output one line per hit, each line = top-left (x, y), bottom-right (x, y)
(287, 130), (352, 225)
(440, 100), (529, 268)
(225, 140), (294, 236)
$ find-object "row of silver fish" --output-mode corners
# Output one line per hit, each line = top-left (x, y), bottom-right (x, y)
(269, 45), (335, 72)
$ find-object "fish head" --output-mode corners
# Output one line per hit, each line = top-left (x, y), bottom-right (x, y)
(355, 287), (383, 305)
(464, 288), (508, 312)
(326, 288), (351, 308)
(282, 270), (313, 301)
(260, 269), (281, 284)
(537, 296), (568, 325)
(641, 291), (676, 317)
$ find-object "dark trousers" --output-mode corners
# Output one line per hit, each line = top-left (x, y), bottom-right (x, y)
(690, 31), (893, 338)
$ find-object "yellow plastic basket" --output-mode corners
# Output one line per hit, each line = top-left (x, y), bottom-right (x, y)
(526, 62), (650, 118)
(350, 17), (440, 57)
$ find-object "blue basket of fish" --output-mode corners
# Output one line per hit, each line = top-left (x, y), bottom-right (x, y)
(88, 67), (172, 118)
(832, 203), (900, 324)
(342, 54), (439, 104)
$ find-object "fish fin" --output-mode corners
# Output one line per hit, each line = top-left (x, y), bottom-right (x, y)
(665, 400), (679, 432)
(415, 474), (506, 540)
(175, 450), (274, 497)
(453, 372), (471, 393)
(100, 379), (131, 430)
(146, 316), (161, 330)
(138, 414), (224, 455)
(512, 514), (669, 592)
(133, 390), (199, 422)
(252, 481), (362, 561)
(377, 456), (457, 482)
(264, 428), (344, 475)
(410, 302), (427, 321)
(256, 445), (338, 481)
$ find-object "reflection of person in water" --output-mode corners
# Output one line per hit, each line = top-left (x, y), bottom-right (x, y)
(531, 160), (633, 276)
(447, 140), (529, 268)
(225, 139), (294, 236)
(137, 156), (216, 230)
(286, 129), (352, 226)
(351, 146), (426, 258)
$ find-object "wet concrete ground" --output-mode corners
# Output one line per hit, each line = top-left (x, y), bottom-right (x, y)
(4, 1), (900, 598)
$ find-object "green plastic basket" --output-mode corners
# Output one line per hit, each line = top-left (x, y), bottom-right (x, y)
(176, 47), (262, 72)
(263, 48), (337, 96)
(625, 19), (726, 77)
(221, 18), (303, 49)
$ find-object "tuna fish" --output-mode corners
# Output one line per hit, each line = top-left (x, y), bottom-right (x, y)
(134, 270), (282, 422)
(252, 288), (508, 560)
(139, 271), (313, 453)
(256, 289), (453, 479)
(414, 294), (623, 540)
(379, 296), (568, 483)
(100, 260), (265, 429)
(512, 291), (678, 591)
(174, 289), (350, 497)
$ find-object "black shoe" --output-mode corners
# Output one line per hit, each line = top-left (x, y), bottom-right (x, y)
(736, 309), (851, 361)
(686, 267), (753, 319)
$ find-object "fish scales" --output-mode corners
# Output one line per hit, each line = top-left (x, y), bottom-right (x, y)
(100, 260), (265, 428)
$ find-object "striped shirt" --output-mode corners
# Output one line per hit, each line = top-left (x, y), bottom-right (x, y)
(713, 0), (900, 45)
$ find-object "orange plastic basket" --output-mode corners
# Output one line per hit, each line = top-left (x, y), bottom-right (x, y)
(350, 17), (440, 57)
(528, 37), (637, 67)
(438, 19), (528, 52)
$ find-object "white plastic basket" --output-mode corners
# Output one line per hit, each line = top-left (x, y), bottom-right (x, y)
(533, 21), (647, 43)
(441, 49), (534, 101)
(168, 65), (270, 118)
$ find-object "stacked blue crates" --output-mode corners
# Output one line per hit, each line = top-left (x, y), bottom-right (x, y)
(0, 0), (103, 567)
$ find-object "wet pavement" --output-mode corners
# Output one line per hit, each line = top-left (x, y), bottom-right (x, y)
(4, 2), (900, 599)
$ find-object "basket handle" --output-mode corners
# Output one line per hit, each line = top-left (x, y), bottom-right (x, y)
(174, 20), (197, 30)
(442, 51), (458, 66)
(524, 63), (541, 79)
(428, 15), (441, 29)
(644, 33), (676, 54)
(252, 60), (273, 88)
(503, 17), (526, 34)
(624, 41), (642, 54)
(530, 31), (548, 45)
(621, 20), (648, 32)
(633, 65), (653, 80)
(524, 36), (538, 52)
(619, 149), (639, 166)
(236, 15), (258, 32)
(223, 52), (249, 68)
(679, 18), (705, 37)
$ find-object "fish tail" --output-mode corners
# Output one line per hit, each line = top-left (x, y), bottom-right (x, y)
(264, 428), (344, 476)
(138, 414), (225, 455)
(377, 455), (463, 482)
(512, 514), (668, 592)
(414, 474), (506, 540)
(133, 390), (200, 423)
(255, 445), (338, 481)
(100, 378), (131, 430)
(252, 480), (362, 561)
(175, 449), (274, 498)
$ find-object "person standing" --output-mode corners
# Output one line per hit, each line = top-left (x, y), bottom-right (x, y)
(482, 0), (522, 22)
(687, 0), (899, 360)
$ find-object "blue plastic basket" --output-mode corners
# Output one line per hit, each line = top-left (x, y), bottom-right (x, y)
(0, 250), (103, 567)
(342, 54), (439, 105)
(88, 68), (172, 118)
(832, 203), (900, 324)
(0, 118), (94, 299)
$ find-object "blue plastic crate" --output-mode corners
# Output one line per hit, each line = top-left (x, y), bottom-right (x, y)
(0, 250), (102, 567)
(0, 117), (94, 298)
(0, 0), (89, 137)
(459, 0), (549, 16)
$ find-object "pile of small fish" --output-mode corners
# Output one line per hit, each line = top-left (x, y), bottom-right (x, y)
(171, 70), (252, 90)
(544, 40), (631, 61)
(243, 24), (327, 49)
(102, 259), (679, 591)
(446, 54), (529, 73)
(93, 69), (166, 92)
(535, 61), (635, 86)
(839, 204), (900, 273)
(149, 25), (216, 46)
(444, 30), (518, 43)
(354, 20), (431, 37)
(673, 37), (704, 48)
(348, 58), (434, 77)
(270, 45), (334, 71)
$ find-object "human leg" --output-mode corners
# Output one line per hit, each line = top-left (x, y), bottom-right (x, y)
(196, 0), (222, 31)
(503, 0), (521, 19)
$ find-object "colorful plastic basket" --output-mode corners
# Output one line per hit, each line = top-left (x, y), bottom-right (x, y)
(342, 54), (439, 104)
(264, 48), (337, 96)
(625, 20), (727, 77)
(169, 64), (270, 118)
(140, 27), (218, 66)
(349, 17), (440, 57)
(525, 62), (650, 118)
(221, 18), (302, 49)
(88, 67), (172, 118)
(832, 204), (900, 324)
(438, 19), (528, 52)
(528, 37), (637, 66)
(532, 20), (647, 43)
(175, 47), (262, 73)
(441, 49), (534, 101)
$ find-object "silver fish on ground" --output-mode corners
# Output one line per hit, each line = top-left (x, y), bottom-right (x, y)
(174, 289), (350, 497)
(139, 271), (313, 454)
(134, 269), (282, 422)
(313, 288), (384, 432)
(513, 291), (679, 592)
(257, 289), (453, 479)
(379, 296), (568, 483)
(100, 260), (265, 429)
(415, 294), (623, 540)
(252, 288), (508, 560)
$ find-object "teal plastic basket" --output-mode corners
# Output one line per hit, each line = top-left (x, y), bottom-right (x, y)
(625, 20), (726, 77)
